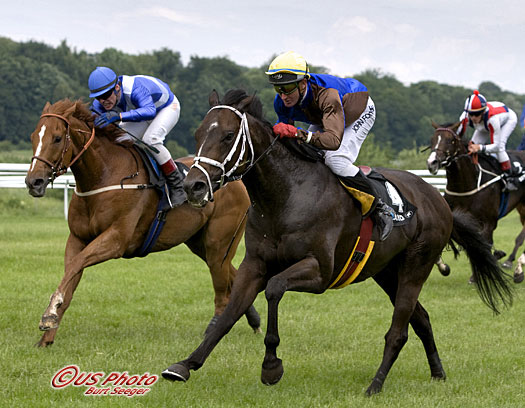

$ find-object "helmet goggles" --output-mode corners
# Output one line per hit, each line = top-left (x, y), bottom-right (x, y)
(273, 82), (299, 95)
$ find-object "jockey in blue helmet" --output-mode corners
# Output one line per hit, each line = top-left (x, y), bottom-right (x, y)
(88, 66), (186, 207)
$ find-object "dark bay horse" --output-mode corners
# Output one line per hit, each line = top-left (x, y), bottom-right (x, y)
(162, 90), (512, 395)
(25, 99), (260, 347)
(426, 121), (525, 283)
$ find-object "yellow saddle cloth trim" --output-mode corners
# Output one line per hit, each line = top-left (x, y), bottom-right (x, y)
(328, 237), (375, 289)
(340, 182), (375, 215)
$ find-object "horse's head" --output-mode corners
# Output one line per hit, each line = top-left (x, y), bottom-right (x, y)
(184, 89), (263, 207)
(25, 99), (94, 197)
(426, 121), (463, 174)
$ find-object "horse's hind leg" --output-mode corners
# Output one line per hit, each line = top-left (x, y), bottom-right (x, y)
(368, 259), (436, 395)
(502, 227), (525, 269)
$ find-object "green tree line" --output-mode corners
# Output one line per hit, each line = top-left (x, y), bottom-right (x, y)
(1, 36), (524, 166)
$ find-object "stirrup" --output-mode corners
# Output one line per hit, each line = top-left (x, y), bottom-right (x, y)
(502, 175), (519, 192)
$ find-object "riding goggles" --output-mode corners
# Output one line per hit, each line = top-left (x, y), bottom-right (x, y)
(96, 88), (115, 101)
(468, 111), (483, 117)
(273, 83), (299, 95)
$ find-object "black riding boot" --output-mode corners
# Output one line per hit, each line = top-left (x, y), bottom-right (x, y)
(340, 170), (395, 241)
(161, 159), (187, 208)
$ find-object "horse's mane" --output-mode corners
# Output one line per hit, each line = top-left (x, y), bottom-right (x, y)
(47, 98), (125, 140)
(222, 89), (273, 129)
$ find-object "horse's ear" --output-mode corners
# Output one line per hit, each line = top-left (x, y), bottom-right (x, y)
(63, 102), (78, 120)
(42, 102), (51, 113)
(431, 120), (439, 129)
(237, 95), (255, 113)
(209, 90), (220, 107)
(451, 121), (461, 133)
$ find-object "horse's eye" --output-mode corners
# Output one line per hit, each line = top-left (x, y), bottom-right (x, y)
(53, 135), (62, 144)
(224, 131), (235, 142)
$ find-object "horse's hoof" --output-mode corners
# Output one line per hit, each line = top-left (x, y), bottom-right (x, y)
(365, 379), (383, 396)
(253, 327), (263, 334)
(431, 371), (447, 381)
(439, 264), (451, 276)
(494, 250), (506, 260)
(34, 339), (54, 348)
(39, 315), (59, 331)
(502, 260), (513, 270)
(261, 359), (284, 385)
(162, 364), (190, 382)
(514, 272), (524, 284)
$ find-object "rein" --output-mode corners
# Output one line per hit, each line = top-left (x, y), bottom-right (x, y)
(32, 113), (95, 181)
(444, 163), (502, 196)
(432, 128), (502, 196)
(191, 105), (278, 201)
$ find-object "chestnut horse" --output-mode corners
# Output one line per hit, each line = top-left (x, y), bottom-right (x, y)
(25, 99), (260, 347)
(162, 90), (512, 395)
(426, 122), (525, 283)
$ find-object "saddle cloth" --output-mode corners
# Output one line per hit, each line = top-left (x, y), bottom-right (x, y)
(360, 166), (417, 226)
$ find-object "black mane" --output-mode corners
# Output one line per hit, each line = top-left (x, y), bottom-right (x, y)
(222, 89), (272, 129)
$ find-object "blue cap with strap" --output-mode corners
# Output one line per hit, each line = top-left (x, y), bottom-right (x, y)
(88, 67), (118, 97)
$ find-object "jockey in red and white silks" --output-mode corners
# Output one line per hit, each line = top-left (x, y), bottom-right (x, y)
(457, 103), (517, 166)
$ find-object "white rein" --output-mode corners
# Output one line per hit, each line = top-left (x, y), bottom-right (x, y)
(444, 163), (502, 196)
(191, 105), (254, 201)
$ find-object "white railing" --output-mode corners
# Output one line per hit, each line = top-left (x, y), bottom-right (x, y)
(0, 163), (448, 219)
(0, 163), (75, 219)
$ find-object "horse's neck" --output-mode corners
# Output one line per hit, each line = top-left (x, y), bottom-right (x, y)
(69, 124), (136, 191)
(446, 156), (479, 190)
(243, 126), (329, 213)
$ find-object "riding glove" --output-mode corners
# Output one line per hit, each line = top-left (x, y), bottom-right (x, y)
(94, 111), (121, 128)
(273, 122), (298, 139)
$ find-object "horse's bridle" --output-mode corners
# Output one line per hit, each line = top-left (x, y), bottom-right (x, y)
(431, 127), (469, 168)
(191, 105), (255, 200)
(31, 113), (95, 181)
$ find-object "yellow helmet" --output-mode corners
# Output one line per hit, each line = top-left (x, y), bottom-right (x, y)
(265, 51), (309, 84)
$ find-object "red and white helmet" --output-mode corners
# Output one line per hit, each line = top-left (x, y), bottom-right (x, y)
(464, 90), (487, 113)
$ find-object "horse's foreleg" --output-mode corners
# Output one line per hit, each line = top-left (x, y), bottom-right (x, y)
(261, 257), (323, 386)
(162, 259), (265, 382)
(38, 227), (131, 346)
(202, 204), (261, 334)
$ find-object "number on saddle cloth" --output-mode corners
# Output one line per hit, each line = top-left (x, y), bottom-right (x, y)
(365, 170), (417, 225)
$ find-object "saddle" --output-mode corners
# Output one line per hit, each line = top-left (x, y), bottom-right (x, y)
(359, 166), (417, 226)
(479, 151), (525, 180)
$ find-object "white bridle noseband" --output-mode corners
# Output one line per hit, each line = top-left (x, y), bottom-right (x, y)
(191, 105), (254, 201)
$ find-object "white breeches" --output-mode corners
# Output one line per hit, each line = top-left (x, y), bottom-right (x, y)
(310, 97), (376, 177)
(119, 96), (181, 164)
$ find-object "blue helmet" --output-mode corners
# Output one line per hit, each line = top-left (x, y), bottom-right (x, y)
(88, 67), (118, 97)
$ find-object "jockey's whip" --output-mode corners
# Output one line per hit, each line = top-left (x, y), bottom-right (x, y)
(90, 107), (160, 154)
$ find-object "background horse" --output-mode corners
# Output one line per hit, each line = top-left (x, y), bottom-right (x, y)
(25, 99), (260, 347)
(162, 90), (512, 395)
(426, 121), (525, 283)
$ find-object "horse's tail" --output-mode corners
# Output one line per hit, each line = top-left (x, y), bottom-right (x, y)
(450, 209), (513, 314)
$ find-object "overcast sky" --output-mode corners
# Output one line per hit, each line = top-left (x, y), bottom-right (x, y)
(3, 0), (524, 95)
